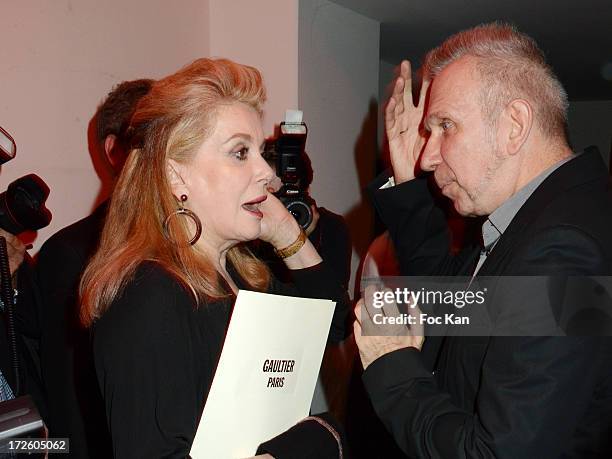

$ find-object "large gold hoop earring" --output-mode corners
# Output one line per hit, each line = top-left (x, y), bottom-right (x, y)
(163, 194), (202, 246)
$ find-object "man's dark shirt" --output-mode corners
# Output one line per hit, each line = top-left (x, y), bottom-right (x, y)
(36, 203), (111, 458)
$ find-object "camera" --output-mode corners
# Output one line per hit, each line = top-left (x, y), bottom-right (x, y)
(266, 112), (313, 229)
(0, 126), (51, 235)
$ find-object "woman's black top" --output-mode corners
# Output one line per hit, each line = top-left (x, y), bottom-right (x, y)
(93, 260), (347, 458)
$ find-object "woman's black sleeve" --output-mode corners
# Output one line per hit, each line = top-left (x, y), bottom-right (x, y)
(271, 261), (350, 344)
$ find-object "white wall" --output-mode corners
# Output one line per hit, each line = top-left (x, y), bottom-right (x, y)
(299, 0), (380, 296)
(568, 100), (612, 167)
(1, 0), (210, 251)
(209, 0), (299, 136)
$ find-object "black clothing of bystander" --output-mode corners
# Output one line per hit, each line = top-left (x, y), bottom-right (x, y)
(36, 203), (111, 458)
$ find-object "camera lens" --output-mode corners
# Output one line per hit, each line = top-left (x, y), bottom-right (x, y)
(0, 174), (52, 235)
(286, 200), (313, 229)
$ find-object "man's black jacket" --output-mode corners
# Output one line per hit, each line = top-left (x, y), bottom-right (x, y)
(36, 203), (111, 458)
(364, 148), (612, 458)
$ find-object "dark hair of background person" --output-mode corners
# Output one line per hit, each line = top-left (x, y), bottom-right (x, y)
(95, 79), (154, 148)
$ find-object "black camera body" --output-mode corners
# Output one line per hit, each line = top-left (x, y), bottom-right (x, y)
(270, 120), (313, 229)
(0, 126), (51, 235)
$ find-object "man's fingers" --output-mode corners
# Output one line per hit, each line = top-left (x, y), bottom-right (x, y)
(400, 60), (412, 85)
(400, 59), (411, 75)
(400, 60), (414, 110)
(385, 97), (397, 131)
(353, 320), (362, 339)
(386, 70), (417, 136)
(392, 73), (405, 99)
(363, 285), (380, 321)
(393, 79), (405, 115)
(418, 79), (431, 109)
(354, 298), (364, 326)
(410, 304), (425, 338)
(381, 294), (401, 318)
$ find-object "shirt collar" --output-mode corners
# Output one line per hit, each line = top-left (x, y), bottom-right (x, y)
(482, 153), (576, 250)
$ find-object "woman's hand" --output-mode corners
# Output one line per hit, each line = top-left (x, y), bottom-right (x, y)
(258, 191), (301, 250)
(258, 191), (322, 269)
(386, 60), (430, 184)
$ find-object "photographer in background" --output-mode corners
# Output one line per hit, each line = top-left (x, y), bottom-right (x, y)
(260, 139), (352, 294)
(0, 127), (51, 427)
(34, 79), (152, 458)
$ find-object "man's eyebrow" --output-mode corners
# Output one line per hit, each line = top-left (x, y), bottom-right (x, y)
(222, 133), (253, 144)
(425, 112), (451, 128)
(424, 114), (437, 131)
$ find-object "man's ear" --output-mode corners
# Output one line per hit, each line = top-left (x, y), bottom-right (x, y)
(104, 134), (129, 175)
(503, 99), (532, 155)
(104, 135), (116, 162)
(166, 159), (188, 199)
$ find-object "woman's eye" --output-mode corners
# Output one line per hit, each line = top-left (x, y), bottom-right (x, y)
(233, 147), (248, 161)
(441, 120), (453, 132)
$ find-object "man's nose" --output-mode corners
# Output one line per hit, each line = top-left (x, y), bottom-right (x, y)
(419, 137), (441, 172)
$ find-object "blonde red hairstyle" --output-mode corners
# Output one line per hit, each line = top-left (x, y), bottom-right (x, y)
(80, 58), (271, 327)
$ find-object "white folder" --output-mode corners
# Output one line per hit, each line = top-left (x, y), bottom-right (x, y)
(190, 290), (336, 458)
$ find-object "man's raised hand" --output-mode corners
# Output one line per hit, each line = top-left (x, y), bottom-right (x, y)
(385, 60), (430, 184)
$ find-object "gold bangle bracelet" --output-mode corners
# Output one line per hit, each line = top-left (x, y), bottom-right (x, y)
(298, 416), (343, 459)
(274, 229), (307, 259)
